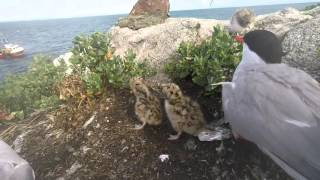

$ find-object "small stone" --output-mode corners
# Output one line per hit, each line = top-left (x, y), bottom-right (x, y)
(159, 154), (169, 162)
(212, 166), (220, 176)
(121, 146), (129, 153)
(66, 161), (82, 176)
(184, 139), (197, 151)
(221, 171), (228, 178)
(81, 146), (91, 154)
(95, 123), (101, 128)
(66, 145), (75, 153)
(82, 112), (97, 129)
(216, 142), (225, 155)
(121, 139), (126, 144)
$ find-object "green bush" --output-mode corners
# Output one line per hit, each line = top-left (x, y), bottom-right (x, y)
(70, 32), (154, 94)
(304, 3), (320, 11)
(0, 55), (66, 115)
(317, 48), (320, 57)
(165, 25), (242, 93)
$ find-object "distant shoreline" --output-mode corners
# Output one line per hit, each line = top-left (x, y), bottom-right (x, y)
(0, 1), (318, 23)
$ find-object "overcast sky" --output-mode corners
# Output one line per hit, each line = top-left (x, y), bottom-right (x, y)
(0, 0), (319, 22)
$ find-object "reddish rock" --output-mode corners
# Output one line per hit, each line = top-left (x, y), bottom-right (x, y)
(129, 0), (170, 17)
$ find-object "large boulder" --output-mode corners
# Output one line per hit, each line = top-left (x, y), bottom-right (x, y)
(117, 0), (170, 30)
(303, 6), (320, 17)
(110, 18), (227, 70)
(252, 8), (312, 40)
(129, 0), (170, 17)
(282, 16), (320, 81)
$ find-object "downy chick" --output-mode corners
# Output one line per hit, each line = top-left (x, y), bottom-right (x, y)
(161, 83), (206, 140)
(230, 8), (255, 33)
(129, 77), (162, 130)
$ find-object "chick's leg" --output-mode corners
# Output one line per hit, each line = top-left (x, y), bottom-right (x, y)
(133, 121), (147, 130)
(168, 131), (182, 140)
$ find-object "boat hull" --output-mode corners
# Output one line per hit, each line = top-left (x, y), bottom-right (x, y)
(0, 44), (25, 59)
(10, 50), (24, 58)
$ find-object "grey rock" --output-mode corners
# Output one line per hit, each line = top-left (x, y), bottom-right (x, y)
(282, 16), (320, 81)
(252, 8), (312, 40)
(110, 18), (227, 71)
(117, 14), (168, 30)
(303, 6), (320, 17)
(110, 7), (319, 82)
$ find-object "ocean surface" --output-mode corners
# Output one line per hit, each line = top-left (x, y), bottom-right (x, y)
(0, 2), (317, 80)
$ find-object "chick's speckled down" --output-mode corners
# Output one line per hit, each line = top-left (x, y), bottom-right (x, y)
(130, 77), (162, 129)
(161, 83), (205, 140)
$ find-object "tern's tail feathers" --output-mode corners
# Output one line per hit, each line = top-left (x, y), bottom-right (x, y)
(11, 163), (35, 180)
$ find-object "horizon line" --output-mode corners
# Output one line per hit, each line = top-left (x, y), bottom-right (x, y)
(0, 1), (318, 23)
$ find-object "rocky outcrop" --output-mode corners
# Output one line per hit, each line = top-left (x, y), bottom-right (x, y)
(282, 16), (320, 81)
(117, 15), (168, 30)
(302, 6), (320, 17)
(111, 18), (227, 70)
(129, 0), (169, 17)
(117, 0), (170, 30)
(111, 7), (320, 73)
(252, 8), (313, 40)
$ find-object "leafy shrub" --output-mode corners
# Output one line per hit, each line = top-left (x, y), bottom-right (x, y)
(70, 32), (154, 94)
(0, 55), (66, 115)
(304, 3), (320, 11)
(165, 25), (242, 93)
(317, 48), (320, 57)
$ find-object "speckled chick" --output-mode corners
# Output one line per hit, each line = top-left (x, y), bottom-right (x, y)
(230, 8), (255, 33)
(129, 77), (162, 130)
(161, 83), (206, 140)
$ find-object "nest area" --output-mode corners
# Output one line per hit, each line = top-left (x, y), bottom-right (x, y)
(0, 79), (291, 180)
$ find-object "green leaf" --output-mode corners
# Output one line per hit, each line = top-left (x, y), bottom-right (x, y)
(165, 25), (242, 94)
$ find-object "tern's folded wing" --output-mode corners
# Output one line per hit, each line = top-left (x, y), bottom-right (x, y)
(0, 140), (35, 180)
(223, 64), (320, 180)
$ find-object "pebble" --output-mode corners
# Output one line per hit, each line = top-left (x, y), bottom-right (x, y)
(184, 139), (197, 151)
(159, 154), (169, 162)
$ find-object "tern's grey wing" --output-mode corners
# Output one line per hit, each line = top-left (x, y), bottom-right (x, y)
(0, 140), (35, 180)
(223, 64), (320, 180)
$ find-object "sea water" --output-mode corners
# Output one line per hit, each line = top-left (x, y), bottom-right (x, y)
(0, 2), (316, 80)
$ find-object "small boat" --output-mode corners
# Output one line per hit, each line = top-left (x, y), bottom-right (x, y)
(0, 52), (4, 59)
(2, 44), (24, 58)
